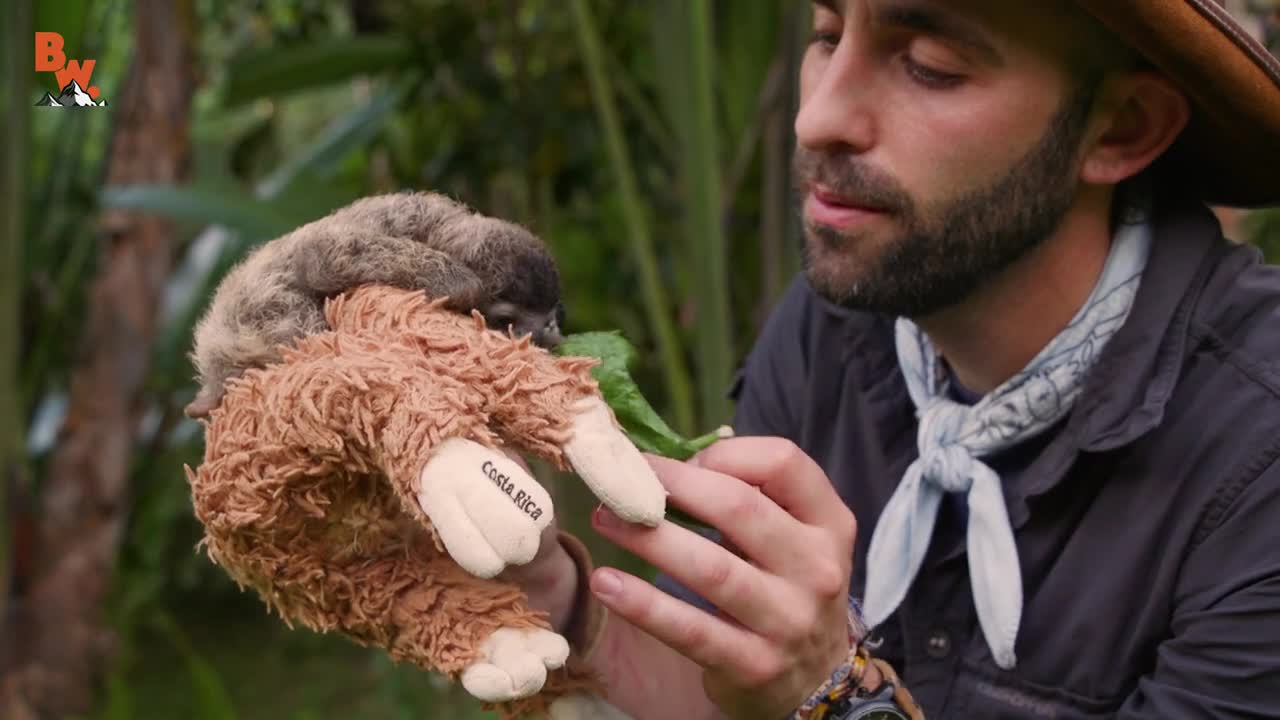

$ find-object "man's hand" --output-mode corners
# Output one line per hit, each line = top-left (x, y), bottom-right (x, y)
(586, 437), (860, 719)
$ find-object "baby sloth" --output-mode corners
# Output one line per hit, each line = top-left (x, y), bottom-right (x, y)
(185, 191), (565, 419)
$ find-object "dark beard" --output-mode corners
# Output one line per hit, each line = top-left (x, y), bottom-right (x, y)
(794, 81), (1099, 318)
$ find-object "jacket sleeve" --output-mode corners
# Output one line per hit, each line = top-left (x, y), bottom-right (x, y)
(1118, 452), (1280, 718)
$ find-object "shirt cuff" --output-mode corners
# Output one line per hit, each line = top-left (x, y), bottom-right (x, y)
(556, 529), (609, 660)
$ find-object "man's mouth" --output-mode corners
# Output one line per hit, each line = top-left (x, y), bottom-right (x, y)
(805, 184), (891, 230)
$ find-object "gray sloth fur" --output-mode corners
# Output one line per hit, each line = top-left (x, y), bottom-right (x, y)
(185, 191), (564, 419)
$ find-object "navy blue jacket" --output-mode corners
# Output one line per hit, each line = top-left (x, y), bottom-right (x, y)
(661, 193), (1280, 718)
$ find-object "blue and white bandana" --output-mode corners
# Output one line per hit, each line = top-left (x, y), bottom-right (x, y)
(862, 198), (1152, 670)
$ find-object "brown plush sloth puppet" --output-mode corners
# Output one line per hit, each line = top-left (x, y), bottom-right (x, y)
(183, 196), (660, 720)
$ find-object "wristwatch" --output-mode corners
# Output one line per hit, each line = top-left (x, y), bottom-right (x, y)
(833, 684), (910, 720)
(792, 597), (924, 720)
(833, 655), (923, 720)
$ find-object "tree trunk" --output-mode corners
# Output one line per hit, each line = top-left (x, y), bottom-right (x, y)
(0, 0), (196, 716)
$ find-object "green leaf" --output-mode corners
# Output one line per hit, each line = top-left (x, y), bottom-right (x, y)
(557, 331), (729, 530)
(224, 37), (414, 107)
(556, 331), (727, 460)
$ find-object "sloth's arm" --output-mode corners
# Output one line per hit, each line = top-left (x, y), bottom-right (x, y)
(293, 224), (487, 309)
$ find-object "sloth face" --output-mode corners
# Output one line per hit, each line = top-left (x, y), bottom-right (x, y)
(481, 300), (565, 348)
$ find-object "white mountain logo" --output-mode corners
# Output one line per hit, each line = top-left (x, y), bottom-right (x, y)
(35, 80), (107, 107)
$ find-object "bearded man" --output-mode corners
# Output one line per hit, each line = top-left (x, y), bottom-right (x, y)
(508, 1), (1280, 718)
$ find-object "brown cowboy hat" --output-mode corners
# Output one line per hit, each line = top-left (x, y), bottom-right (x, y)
(1074, 0), (1280, 207)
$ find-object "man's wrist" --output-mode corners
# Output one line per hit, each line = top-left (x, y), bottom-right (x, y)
(787, 597), (922, 720)
(788, 647), (920, 720)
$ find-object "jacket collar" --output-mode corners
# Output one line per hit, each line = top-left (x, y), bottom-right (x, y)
(1073, 200), (1221, 452)
(1010, 193), (1226, 524)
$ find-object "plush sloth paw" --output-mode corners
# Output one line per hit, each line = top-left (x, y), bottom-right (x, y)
(563, 396), (666, 526)
(417, 437), (554, 579)
(460, 627), (571, 702)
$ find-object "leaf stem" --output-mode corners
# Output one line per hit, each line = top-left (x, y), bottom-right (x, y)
(685, 425), (734, 457)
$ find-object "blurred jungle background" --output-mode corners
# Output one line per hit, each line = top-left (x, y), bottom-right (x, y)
(1, 1), (1278, 718)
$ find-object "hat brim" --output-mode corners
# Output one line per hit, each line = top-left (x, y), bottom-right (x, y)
(1076, 0), (1280, 208)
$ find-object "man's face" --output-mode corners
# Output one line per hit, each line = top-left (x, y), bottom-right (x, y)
(794, 0), (1103, 318)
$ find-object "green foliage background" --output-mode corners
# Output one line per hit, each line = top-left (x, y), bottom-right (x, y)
(9, 1), (808, 717)
(4, 1), (1278, 718)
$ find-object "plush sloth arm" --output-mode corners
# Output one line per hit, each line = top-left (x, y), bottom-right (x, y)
(196, 283), (666, 583)
(310, 286), (667, 578)
(413, 318), (668, 580)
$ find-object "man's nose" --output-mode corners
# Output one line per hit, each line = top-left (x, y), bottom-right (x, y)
(794, 42), (877, 154)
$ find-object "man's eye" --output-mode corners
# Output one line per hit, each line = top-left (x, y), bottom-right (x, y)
(903, 56), (964, 89)
(809, 30), (841, 51)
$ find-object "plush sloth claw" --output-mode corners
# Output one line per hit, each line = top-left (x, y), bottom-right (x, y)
(417, 438), (555, 579)
(461, 627), (571, 702)
(563, 396), (667, 526)
(418, 397), (666, 579)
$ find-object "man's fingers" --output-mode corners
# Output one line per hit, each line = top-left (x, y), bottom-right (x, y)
(592, 506), (801, 637)
(643, 455), (820, 578)
(587, 564), (772, 677)
(690, 436), (855, 533)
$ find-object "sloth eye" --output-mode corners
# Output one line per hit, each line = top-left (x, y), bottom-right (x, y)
(482, 302), (517, 327)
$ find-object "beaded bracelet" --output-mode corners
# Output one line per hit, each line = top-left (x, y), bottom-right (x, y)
(788, 596), (872, 720)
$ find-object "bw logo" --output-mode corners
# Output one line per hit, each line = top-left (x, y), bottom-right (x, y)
(34, 32), (107, 107)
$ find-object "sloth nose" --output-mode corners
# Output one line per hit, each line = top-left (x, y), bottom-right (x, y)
(534, 325), (564, 348)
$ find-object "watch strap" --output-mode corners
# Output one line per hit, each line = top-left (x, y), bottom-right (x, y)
(866, 657), (924, 720)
